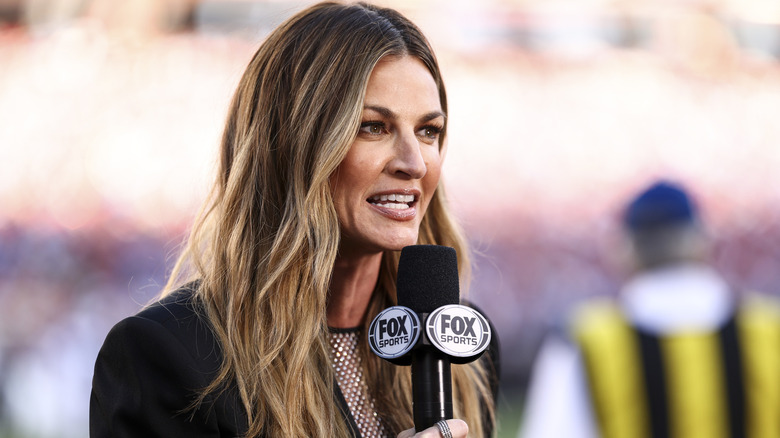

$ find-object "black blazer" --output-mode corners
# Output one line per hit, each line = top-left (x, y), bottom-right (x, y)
(90, 285), (500, 437)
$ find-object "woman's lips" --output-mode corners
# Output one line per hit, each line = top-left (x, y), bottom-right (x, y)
(367, 192), (418, 220)
(367, 193), (415, 209)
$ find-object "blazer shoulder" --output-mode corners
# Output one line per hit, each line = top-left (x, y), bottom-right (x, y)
(130, 283), (221, 368)
(136, 283), (203, 324)
(91, 283), (246, 437)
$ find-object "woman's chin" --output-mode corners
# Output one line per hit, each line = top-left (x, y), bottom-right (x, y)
(372, 231), (420, 252)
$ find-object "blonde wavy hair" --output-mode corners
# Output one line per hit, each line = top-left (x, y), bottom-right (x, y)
(164, 2), (497, 436)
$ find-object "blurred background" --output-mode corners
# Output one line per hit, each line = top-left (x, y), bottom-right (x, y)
(2, 0), (780, 436)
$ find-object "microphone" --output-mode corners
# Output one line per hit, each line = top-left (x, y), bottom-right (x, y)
(368, 245), (492, 432)
(397, 245), (459, 430)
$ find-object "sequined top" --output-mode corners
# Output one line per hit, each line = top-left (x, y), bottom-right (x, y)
(328, 329), (390, 438)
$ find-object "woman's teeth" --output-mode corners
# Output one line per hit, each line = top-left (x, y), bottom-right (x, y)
(369, 194), (415, 209)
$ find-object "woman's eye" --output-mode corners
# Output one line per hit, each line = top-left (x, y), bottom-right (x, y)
(359, 122), (385, 136)
(418, 125), (442, 142)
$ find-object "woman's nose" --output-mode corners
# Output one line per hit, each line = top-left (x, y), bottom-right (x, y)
(387, 131), (427, 179)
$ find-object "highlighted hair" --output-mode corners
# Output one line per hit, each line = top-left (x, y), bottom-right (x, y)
(165, 2), (496, 436)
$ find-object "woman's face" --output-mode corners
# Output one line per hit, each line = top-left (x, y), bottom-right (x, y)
(331, 55), (445, 256)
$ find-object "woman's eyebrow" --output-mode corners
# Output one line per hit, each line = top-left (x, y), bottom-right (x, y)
(363, 105), (395, 118)
(420, 111), (447, 123)
(363, 105), (446, 122)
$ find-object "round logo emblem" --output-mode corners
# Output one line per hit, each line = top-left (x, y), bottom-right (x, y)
(368, 306), (421, 359)
(426, 304), (491, 357)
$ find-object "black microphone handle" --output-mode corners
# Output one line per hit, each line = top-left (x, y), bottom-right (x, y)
(411, 347), (453, 431)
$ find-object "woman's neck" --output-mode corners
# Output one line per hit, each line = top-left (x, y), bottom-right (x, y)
(327, 252), (383, 328)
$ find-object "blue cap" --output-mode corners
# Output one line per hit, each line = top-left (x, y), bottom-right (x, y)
(624, 181), (696, 231)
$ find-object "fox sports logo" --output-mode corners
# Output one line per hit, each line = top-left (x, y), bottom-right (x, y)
(426, 304), (491, 358)
(368, 306), (420, 359)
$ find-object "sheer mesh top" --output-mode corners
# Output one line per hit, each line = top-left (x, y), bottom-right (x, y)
(328, 329), (389, 438)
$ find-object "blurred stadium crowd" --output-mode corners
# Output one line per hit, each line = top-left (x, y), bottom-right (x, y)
(2, 0), (780, 437)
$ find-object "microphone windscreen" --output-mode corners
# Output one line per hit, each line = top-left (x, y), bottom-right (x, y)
(396, 245), (460, 313)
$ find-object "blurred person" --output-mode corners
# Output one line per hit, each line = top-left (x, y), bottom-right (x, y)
(518, 180), (780, 438)
(89, 2), (499, 438)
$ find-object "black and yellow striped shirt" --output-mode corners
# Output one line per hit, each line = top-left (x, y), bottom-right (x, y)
(573, 295), (780, 438)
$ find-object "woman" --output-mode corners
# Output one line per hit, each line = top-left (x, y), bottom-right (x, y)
(90, 2), (499, 437)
